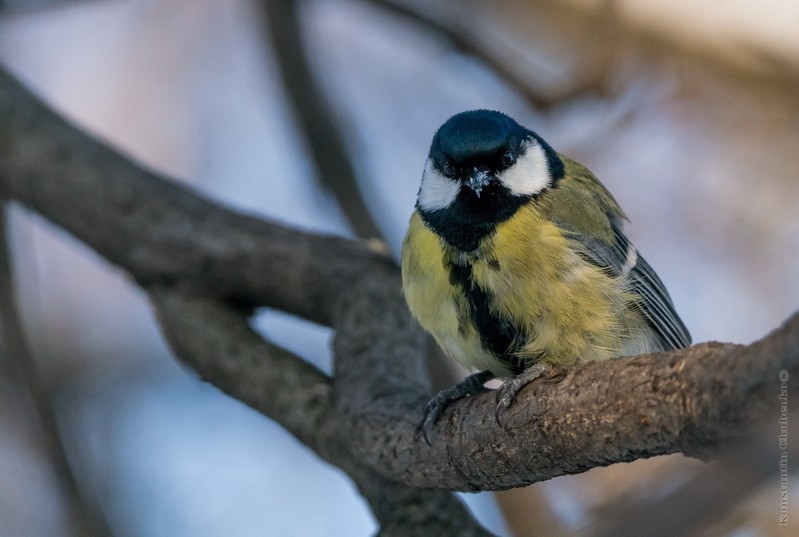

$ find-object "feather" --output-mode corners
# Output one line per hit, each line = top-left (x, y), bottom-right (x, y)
(546, 160), (692, 351)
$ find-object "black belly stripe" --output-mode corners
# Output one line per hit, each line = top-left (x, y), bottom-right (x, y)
(445, 258), (526, 374)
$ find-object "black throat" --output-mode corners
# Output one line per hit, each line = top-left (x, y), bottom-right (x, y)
(419, 187), (531, 251)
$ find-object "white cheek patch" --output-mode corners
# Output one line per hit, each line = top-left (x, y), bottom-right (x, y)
(417, 159), (460, 211)
(498, 141), (553, 196)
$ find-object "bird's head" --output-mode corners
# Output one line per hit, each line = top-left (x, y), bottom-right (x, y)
(417, 110), (564, 250)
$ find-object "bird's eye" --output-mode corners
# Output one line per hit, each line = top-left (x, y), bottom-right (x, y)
(441, 162), (457, 178)
(502, 151), (515, 167)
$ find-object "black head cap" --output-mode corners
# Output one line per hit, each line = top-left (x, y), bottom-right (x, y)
(430, 110), (528, 170)
(428, 110), (563, 180)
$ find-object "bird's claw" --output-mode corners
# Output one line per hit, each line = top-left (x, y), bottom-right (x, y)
(418, 370), (494, 445)
(419, 392), (448, 446)
(494, 364), (549, 428)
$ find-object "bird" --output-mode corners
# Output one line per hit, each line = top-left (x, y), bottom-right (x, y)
(400, 110), (691, 441)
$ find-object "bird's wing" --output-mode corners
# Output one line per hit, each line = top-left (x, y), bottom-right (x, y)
(586, 224), (692, 350)
(543, 157), (692, 350)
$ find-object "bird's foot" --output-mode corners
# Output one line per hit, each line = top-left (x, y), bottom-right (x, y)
(419, 370), (494, 445)
(494, 364), (551, 428)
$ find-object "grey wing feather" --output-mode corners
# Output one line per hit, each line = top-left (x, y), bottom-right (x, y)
(567, 222), (692, 351)
(624, 245), (692, 349)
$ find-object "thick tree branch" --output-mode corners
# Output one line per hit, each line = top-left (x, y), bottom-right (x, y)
(1, 64), (797, 498)
(336, 303), (799, 490)
(151, 289), (333, 446)
(150, 289), (492, 537)
(0, 67), (382, 328)
(0, 64), (490, 535)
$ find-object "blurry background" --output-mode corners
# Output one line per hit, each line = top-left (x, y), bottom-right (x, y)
(0, 0), (798, 535)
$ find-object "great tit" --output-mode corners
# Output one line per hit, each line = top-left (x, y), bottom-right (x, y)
(401, 110), (691, 438)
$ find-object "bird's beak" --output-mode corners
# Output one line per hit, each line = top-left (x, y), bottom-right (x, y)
(467, 168), (493, 197)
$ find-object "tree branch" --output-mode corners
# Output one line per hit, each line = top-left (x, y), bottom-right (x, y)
(259, 0), (383, 239)
(336, 305), (799, 490)
(0, 66), (380, 327)
(0, 206), (113, 536)
(1, 62), (797, 499)
(150, 288), (493, 536)
(583, 416), (799, 537)
(364, 0), (618, 110)
(0, 0), (82, 13)
(0, 64), (490, 535)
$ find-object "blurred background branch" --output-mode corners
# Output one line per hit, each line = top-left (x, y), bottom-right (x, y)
(583, 417), (799, 537)
(0, 205), (112, 537)
(364, 0), (619, 110)
(259, 0), (382, 239)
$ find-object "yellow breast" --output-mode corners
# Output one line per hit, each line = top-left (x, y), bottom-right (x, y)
(401, 206), (643, 377)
